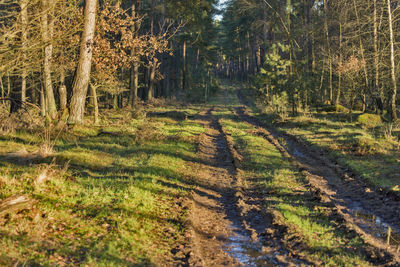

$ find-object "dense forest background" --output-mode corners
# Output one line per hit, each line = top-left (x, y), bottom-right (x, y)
(1, 0), (400, 125)
(0, 0), (219, 125)
(219, 0), (400, 122)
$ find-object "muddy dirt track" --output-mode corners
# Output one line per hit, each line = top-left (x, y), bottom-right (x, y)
(181, 90), (400, 266)
(187, 108), (306, 266)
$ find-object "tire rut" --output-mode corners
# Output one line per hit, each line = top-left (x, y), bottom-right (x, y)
(233, 104), (400, 265)
(188, 107), (307, 266)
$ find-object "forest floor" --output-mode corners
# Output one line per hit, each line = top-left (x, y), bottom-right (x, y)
(0, 83), (400, 266)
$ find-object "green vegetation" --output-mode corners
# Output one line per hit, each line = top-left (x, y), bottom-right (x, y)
(0, 105), (204, 266)
(239, 86), (400, 191)
(357, 113), (383, 128)
(216, 101), (372, 266)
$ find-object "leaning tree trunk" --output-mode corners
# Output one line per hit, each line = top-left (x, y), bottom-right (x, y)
(68, 0), (97, 124)
(41, 0), (57, 119)
(387, 0), (397, 121)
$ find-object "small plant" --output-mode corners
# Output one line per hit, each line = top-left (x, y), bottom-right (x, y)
(39, 120), (65, 157)
(269, 92), (289, 122)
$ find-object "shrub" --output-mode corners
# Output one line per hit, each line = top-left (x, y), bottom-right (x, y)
(357, 113), (382, 128)
(318, 104), (349, 113)
(267, 92), (289, 121)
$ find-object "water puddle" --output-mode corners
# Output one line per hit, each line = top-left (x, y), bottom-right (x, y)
(351, 207), (400, 247)
(284, 139), (305, 158)
(292, 148), (305, 158)
(224, 224), (277, 266)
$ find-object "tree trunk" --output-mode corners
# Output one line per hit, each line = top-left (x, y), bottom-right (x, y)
(40, 87), (46, 117)
(182, 40), (186, 90)
(69, 0), (97, 124)
(41, 0), (57, 119)
(323, 0), (332, 105)
(374, 0), (383, 111)
(129, 0), (140, 106)
(336, 22), (342, 106)
(20, 0), (28, 103)
(148, 63), (155, 100)
(90, 84), (99, 124)
(58, 68), (67, 111)
(387, 0), (397, 121)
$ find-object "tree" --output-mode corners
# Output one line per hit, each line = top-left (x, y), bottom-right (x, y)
(68, 0), (97, 124)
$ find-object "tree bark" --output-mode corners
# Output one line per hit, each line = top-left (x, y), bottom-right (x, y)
(20, 0), (28, 103)
(129, 0), (140, 106)
(336, 21), (342, 106)
(387, 0), (397, 121)
(41, 0), (57, 119)
(90, 84), (99, 124)
(68, 0), (97, 124)
(58, 68), (67, 111)
(374, 0), (383, 111)
(182, 40), (186, 91)
(147, 0), (156, 101)
(40, 87), (46, 117)
(323, 0), (332, 105)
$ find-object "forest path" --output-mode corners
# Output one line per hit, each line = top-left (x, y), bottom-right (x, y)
(184, 84), (400, 266)
(186, 94), (306, 266)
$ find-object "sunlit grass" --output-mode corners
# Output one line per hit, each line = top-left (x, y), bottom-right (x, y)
(0, 106), (204, 266)
(241, 90), (400, 191)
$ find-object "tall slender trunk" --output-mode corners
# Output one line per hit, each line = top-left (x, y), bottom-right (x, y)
(41, 0), (57, 119)
(324, 0), (332, 104)
(387, 0), (397, 121)
(147, 0), (156, 101)
(40, 87), (46, 117)
(7, 73), (11, 98)
(0, 76), (4, 104)
(336, 22), (342, 106)
(20, 0), (28, 103)
(129, 0), (140, 106)
(90, 84), (99, 124)
(69, 0), (97, 124)
(182, 40), (186, 90)
(373, 0), (381, 100)
(58, 68), (67, 111)
(148, 63), (155, 100)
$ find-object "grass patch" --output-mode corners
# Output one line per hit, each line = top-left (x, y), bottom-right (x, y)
(240, 87), (400, 191)
(0, 105), (205, 266)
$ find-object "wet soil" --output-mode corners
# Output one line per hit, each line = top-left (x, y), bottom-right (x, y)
(233, 104), (400, 264)
(177, 89), (400, 266)
(186, 108), (306, 266)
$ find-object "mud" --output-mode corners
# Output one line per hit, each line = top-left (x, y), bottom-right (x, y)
(186, 107), (306, 266)
(234, 103), (400, 264)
